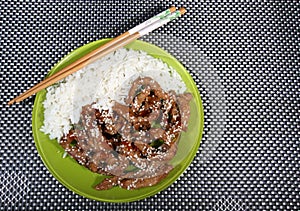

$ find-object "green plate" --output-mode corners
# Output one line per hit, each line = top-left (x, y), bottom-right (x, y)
(32, 39), (204, 203)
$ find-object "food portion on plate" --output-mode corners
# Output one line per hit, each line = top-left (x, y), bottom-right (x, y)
(40, 48), (193, 190)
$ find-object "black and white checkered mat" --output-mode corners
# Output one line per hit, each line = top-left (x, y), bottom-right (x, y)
(1, 1), (299, 210)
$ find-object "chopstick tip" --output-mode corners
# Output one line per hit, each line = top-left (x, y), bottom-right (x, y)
(7, 99), (15, 105)
(179, 7), (187, 15)
(170, 6), (176, 13)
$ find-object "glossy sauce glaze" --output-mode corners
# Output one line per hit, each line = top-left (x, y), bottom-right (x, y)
(60, 77), (192, 190)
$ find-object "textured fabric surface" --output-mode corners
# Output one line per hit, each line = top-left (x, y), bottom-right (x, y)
(0, 1), (299, 210)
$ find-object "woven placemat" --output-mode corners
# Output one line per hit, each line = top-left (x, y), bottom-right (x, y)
(1, 1), (299, 210)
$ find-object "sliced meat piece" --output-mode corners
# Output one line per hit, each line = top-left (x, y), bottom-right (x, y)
(86, 161), (112, 176)
(134, 141), (153, 157)
(131, 88), (151, 115)
(94, 176), (119, 190)
(148, 110), (161, 122)
(131, 116), (151, 131)
(130, 131), (152, 143)
(104, 156), (130, 176)
(95, 164), (173, 191)
(112, 102), (130, 121)
(116, 140), (141, 159)
(160, 141), (178, 161)
(149, 128), (165, 140)
(126, 77), (162, 104)
(60, 131), (87, 165)
(119, 165), (173, 190)
(176, 93), (193, 131)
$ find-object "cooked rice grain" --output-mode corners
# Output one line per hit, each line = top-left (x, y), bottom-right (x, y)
(41, 48), (186, 140)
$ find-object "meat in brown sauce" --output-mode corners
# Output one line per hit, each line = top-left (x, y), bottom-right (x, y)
(59, 77), (193, 190)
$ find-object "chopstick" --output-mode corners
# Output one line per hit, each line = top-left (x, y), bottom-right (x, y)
(7, 6), (176, 105)
(8, 7), (186, 105)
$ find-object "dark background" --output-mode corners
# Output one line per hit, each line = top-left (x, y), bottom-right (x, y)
(0, 1), (299, 210)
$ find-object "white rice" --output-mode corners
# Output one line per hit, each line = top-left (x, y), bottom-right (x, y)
(41, 48), (187, 140)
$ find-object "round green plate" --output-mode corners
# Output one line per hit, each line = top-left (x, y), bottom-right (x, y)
(32, 39), (204, 203)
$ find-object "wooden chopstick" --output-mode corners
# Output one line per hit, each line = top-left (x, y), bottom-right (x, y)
(8, 7), (186, 105)
(7, 6), (176, 105)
